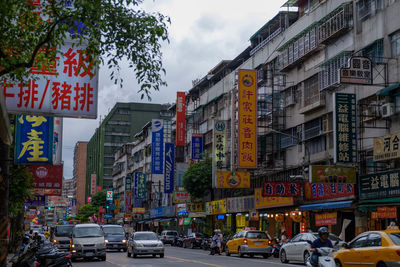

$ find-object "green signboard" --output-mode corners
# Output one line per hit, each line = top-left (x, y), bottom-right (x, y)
(359, 169), (400, 200)
(184, 218), (192, 226)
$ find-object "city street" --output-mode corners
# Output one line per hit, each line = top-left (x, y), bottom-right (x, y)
(72, 246), (302, 267)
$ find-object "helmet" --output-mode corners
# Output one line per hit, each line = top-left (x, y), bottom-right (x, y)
(281, 229), (286, 233)
(318, 227), (329, 237)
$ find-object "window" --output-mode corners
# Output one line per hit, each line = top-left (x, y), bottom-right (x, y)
(304, 118), (321, 140)
(246, 232), (268, 239)
(291, 234), (302, 242)
(306, 136), (326, 155)
(357, 0), (383, 21)
(391, 31), (400, 57)
(367, 233), (382, 247)
(319, 52), (353, 90)
(303, 75), (320, 107)
(237, 231), (245, 238)
(388, 233), (400, 245)
(350, 235), (368, 248)
(362, 39), (384, 64)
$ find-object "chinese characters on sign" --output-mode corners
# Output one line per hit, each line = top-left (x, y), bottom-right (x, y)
(371, 207), (397, 219)
(28, 165), (63, 196)
(214, 121), (226, 170)
(15, 115), (53, 164)
(4, 43), (98, 118)
(164, 143), (175, 194)
(125, 176), (132, 213)
(359, 169), (400, 200)
(187, 202), (205, 212)
(176, 92), (186, 146)
(106, 191), (113, 201)
(134, 172), (146, 199)
(238, 69), (257, 168)
(254, 188), (294, 209)
(25, 196), (46, 207)
(262, 182), (301, 197)
(309, 165), (356, 184)
(216, 171), (250, 188)
(227, 196), (254, 213)
(132, 208), (145, 214)
(151, 119), (164, 174)
(304, 183), (355, 200)
(172, 190), (191, 204)
(373, 132), (400, 162)
(333, 93), (357, 164)
(315, 212), (337, 226)
(191, 134), (203, 160)
(90, 174), (97, 195)
(206, 199), (227, 215)
(340, 57), (372, 85)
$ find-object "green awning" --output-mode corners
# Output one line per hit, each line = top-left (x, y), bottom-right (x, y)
(282, 0), (299, 7)
(358, 197), (400, 212)
(377, 83), (400, 96)
(278, 21), (319, 51)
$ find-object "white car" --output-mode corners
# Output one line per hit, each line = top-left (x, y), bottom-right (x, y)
(279, 232), (343, 264)
(127, 231), (164, 258)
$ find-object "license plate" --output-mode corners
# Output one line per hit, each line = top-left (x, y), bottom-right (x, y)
(85, 252), (94, 257)
(113, 245), (118, 248)
(255, 241), (261, 245)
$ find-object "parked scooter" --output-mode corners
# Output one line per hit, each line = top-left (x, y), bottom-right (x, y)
(268, 238), (280, 258)
(209, 240), (220, 255)
(305, 247), (335, 267)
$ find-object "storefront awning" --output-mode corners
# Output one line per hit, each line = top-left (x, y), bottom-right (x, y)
(358, 197), (400, 212)
(159, 218), (173, 222)
(299, 200), (353, 211)
(377, 83), (400, 96)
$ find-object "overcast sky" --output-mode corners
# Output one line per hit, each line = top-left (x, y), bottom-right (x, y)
(63, 0), (287, 178)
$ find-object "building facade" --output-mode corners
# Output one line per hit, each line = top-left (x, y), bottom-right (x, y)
(73, 141), (88, 212)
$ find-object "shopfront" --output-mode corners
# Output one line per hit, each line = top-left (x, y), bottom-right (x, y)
(149, 205), (175, 233)
(226, 195), (255, 233)
(206, 199), (227, 234)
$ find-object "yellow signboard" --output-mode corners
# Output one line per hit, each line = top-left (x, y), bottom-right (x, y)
(310, 165), (356, 184)
(238, 69), (257, 168)
(254, 188), (294, 209)
(374, 132), (400, 162)
(187, 202), (205, 212)
(132, 208), (145, 214)
(236, 215), (246, 227)
(216, 171), (250, 188)
(206, 199), (227, 215)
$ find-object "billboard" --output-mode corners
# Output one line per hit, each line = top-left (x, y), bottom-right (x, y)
(238, 69), (257, 168)
(262, 182), (301, 197)
(359, 169), (400, 200)
(164, 143), (175, 194)
(373, 132), (400, 162)
(3, 43), (98, 118)
(28, 165), (63, 196)
(309, 165), (356, 184)
(340, 57), (372, 85)
(176, 92), (186, 146)
(134, 172), (146, 199)
(304, 183), (355, 200)
(15, 115), (53, 164)
(191, 134), (203, 160)
(254, 188), (294, 209)
(151, 119), (164, 174)
(216, 171), (250, 188)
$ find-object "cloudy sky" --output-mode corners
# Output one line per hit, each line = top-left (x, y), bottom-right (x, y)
(62, 0), (287, 178)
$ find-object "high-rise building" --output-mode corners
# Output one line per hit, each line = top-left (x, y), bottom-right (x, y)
(74, 141), (88, 212)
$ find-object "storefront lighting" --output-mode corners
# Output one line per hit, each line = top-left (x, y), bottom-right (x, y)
(263, 213), (268, 217)
(292, 213), (295, 216)
(285, 213), (289, 216)
(259, 214), (263, 217)
(245, 214), (249, 217)
(299, 211), (302, 215)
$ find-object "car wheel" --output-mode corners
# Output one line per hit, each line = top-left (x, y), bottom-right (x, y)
(123, 248), (127, 252)
(238, 247), (244, 258)
(263, 254), (270, 259)
(127, 250), (131, 257)
(160, 254), (164, 258)
(377, 262), (387, 267)
(335, 259), (342, 267)
(303, 251), (310, 264)
(280, 249), (289, 263)
(133, 253), (137, 258)
(249, 254), (254, 258)
(152, 254), (156, 258)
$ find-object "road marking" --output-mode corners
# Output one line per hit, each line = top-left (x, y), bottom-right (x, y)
(166, 256), (225, 267)
(106, 260), (126, 267)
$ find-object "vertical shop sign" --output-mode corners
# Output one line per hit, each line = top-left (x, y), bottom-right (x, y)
(176, 92), (186, 146)
(333, 93), (357, 164)
(52, 117), (63, 164)
(90, 174), (96, 195)
(28, 165), (63, 196)
(134, 172), (146, 199)
(214, 121), (226, 170)
(125, 176), (132, 213)
(238, 69), (257, 168)
(191, 134), (203, 159)
(15, 115), (54, 164)
(151, 119), (164, 174)
(164, 143), (175, 194)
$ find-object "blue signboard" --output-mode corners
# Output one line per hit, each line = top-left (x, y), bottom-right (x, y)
(151, 119), (164, 174)
(15, 115), (53, 164)
(25, 196), (46, 206)
(134, 172), (146, 199)
(164, 143), (175, 194)
(103, 214), (113, 219)
(191, 134), (203, 159)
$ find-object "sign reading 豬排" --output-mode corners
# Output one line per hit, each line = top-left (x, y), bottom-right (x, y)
(333, 93), (357, 164)
(134, 172), (146, 199)
(151, 119), (164, 174)
(340, 56), (372, 85)
(262, 182), (301, 197)
(164, 143), (175, 194)
(373, 132), (400, 162)
(359, 169), (400, 200)
(191, 134), (203, 160)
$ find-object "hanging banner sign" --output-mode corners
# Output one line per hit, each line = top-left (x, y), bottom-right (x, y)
(227, 196), (254, 213)
(254, 188), (294, 209)
(25, 196), (46, 207)
(333, 93), (357, 164)
(359, 169), (400, 200)
(206, 199), (227, 215)
(304, 183), (355, 200)
(173, 190), (191, 204)
(176, 92), (186, 146)
(373, 132), (400, 162)
(191, 134), (203, 160)
(3, 43), (98, 118)
(372, 207), (397, 219)
(238, 69), (258, 168)
(310, 165), (356, 184)
(262, 182), (301, 197)
(216, 171), (250, 188)
(134, 172), (146, 199)
(15, 115), (53, 164)
(90, 174), (97, 195)
(339, 56), (372, 85)
(28, 165), (63, 196)
(151, 119), (164, 174)
(315, 212), (337, 226)
(164, 142), (175, 194)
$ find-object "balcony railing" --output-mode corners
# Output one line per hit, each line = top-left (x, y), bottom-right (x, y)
(318, 4), (353, 44)
(299, 93), (326, 114)
(250, 27), (282, 56)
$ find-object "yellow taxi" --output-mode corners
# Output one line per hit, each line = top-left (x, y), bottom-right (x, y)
(334, 230), (400, 267)
(225, 230), (271, 258)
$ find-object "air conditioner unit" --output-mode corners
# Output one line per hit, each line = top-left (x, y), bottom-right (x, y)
(381, 103), (395, 118)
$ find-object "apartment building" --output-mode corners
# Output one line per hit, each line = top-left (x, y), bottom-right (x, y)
(73, 141), (88, 212)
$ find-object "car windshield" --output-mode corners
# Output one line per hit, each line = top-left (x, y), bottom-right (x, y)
(388, 233), (400, 245)
(246, 232), (268, 239)
(73, 227), (103, 238)
(55, 226), (74, 237)
(166, 231), (177, 236)
(134, 233), (158, 240)
(312, 233), (342, 241)
(103, 227), (124, 235)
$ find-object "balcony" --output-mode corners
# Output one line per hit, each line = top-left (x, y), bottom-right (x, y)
(299, 93), (326, 114)
(318, 3), (353, 44)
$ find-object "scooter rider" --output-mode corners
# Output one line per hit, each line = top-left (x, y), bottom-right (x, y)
(309, 227), (333, 267)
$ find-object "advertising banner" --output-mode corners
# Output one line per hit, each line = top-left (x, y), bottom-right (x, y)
(3, 43), (98, 118)
(236, 215), (246, 227)
(304, 183), (355, 200)
(359, 169), (400, 200)
(176, 92), (186, 146)
(315, 212), (337, 226)
(29, 165), (63, 196)
(151, 119), (164, 174)
(173, 190), (190, 204)
(340, 57), (372, 85)
(132, 208), (145, 214)
(238, 69), (258, 168)
(134, 172), (146, 199)
(371, 207), (397, 219)
(214, 121), (226, 170)
(52, 117), (63, 164)
(333, 93), (357, 164)
(254, 188), (294, 209)
(164, 143), (175, 194)
(216, 171), (250, 188)
(226, 196), (254, 213)
(191, 134), (203, 159)
(176, 163), (188, 187)
(25, 196), (46, 207)
(15, 115), (53, 164)
(187, 203), (205, 212)
(90, 174), (96, 195)
(206, 199), (227, 215)
(310, 165), (356, 184)
(373, 132), (400, 162)
(262, 182), (301, 197)
(106, 191), (113, 201)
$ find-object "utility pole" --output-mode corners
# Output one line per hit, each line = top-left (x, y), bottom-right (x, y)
(0, 141), (10, 266)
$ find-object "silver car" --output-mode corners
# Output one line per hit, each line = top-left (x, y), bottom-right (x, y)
(279, 232), (343, 264)
(127, 231), (164, 258)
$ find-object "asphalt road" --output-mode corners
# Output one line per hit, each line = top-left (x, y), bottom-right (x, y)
(72, 245), (304, 267)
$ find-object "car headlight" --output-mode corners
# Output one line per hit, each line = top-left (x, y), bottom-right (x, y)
(122, 240), (127, 243)
(105, 240), (109, 243)
(157, 242), (163, 247)
(134, 242), (144, 247)
(71, 244), (81, 249)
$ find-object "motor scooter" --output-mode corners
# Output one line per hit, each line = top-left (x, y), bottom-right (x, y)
(209, 240), (220, 255)
(305, 247), (335, 267)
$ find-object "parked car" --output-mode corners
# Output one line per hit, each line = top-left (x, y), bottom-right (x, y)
(70, 223), (106, 261)
(52, 225), (74, 251)
(160, 230), (178, 245)
(183, 233), (205, 249)
(225, 230), (271, 258)
(334, 230), (400, 267)
(280, 232), (343, 264)
(127, 231), (164, 258)
(102, 224), (127, 252)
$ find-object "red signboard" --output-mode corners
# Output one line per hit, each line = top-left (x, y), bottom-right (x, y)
(315, 212), (337, 226)
(96, 186), (102, 192)
(376, 207), (397, 219)
(90, 174), (97, 195)
(176, 92), (186, 146)
(28, 165), (63, 196)
(304, 183), (355, 200)
(126, 191), (132, 214)
(262, 182), (301, 197)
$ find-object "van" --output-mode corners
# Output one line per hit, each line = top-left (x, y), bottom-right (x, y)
(160, 230), (178, 245)
(102, 224), (127, 251)
(71, 223), (106, 261)
(53, 225), (74, 251)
